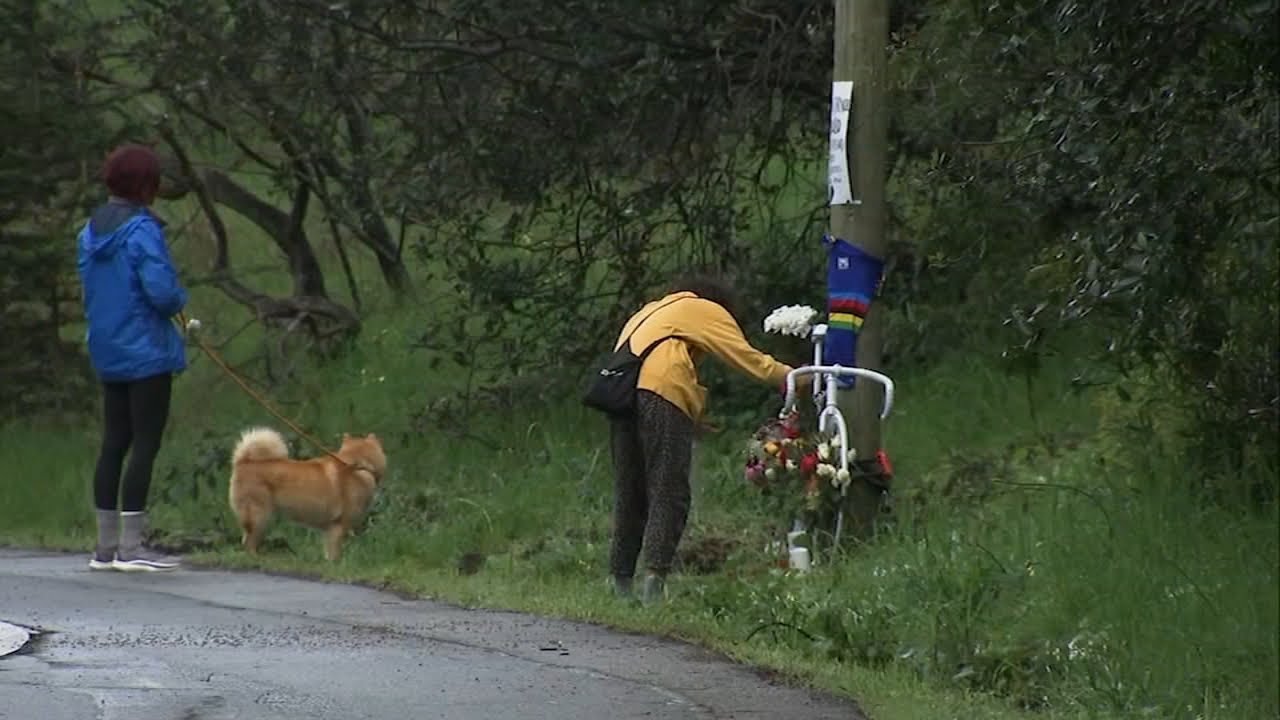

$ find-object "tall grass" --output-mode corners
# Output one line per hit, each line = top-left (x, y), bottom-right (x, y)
(3, 316), (1274, 719)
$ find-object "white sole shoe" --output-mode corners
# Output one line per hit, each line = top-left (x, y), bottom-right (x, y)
(112, 559), (179, 572)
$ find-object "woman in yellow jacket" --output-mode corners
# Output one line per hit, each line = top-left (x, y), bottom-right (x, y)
(607, 274), (808, 602)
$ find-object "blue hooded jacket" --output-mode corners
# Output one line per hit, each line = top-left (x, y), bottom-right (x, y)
(76, 200), (188, 382)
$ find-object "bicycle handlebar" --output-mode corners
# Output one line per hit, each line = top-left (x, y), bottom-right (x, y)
(783, 365), (895, 420)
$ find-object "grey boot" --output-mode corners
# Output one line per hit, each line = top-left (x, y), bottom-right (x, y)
(611, 575), (634, 599)
(113, 511), (180, 572)
(641, 573), (667, 604)
(89, 509), (119, 570)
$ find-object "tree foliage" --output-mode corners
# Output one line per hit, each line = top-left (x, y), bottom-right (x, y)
(122, 0), (836, 364)
(889, 0), (1279, 477)
(0, 0), (129, 417)
(2, 0), (1276, 478)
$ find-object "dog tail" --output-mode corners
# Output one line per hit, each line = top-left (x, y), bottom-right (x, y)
(232, 427), (290, 464)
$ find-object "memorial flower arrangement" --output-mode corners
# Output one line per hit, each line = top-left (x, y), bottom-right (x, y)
(750, 302), (856, 535)
(744, 411), (854, 523)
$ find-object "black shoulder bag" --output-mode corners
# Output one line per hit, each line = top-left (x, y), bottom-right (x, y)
(581, 299), (682, 417)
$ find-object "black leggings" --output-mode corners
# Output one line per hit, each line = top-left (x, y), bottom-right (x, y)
(93, 373), (173, 512)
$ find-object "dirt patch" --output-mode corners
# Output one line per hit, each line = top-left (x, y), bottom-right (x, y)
(676, 534), (741, 575)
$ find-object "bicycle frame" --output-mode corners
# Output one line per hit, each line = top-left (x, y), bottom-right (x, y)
(777, 322), (895, 547)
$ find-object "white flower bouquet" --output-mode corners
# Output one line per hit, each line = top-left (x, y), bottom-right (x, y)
(762, 304), (818, 338)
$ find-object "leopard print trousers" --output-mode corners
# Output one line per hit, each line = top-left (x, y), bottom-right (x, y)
(608, 389), (695, 578)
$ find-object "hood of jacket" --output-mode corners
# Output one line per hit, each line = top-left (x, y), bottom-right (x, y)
(82, 199), (150, 260)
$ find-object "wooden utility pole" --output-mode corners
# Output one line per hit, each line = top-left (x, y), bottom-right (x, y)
(831, 0), (890, 538)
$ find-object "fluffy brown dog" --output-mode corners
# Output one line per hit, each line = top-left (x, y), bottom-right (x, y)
(228, 427), (387, 561)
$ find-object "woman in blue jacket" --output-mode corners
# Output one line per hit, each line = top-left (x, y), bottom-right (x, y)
(77, 143), (188, 572)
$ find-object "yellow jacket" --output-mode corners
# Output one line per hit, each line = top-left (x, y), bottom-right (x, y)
(614, 291), (793, 421)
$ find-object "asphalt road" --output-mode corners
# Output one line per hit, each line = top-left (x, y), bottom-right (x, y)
(0, 550), (865, 719)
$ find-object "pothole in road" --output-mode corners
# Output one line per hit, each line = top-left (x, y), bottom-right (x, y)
(0, 620), (45, 658)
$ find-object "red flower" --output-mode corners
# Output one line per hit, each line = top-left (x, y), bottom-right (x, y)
(799, 453), (819, 475)
(877, 448), (895, 479)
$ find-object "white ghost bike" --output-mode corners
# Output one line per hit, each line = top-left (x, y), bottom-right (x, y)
(778, 322), (896, 549)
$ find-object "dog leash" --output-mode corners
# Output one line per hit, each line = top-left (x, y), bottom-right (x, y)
(174, 310), (353, 467)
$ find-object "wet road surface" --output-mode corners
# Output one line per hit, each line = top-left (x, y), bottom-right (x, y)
(0, 550), (864, 719)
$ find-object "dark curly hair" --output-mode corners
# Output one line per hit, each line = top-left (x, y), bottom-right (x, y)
(666, 271), (743, 325)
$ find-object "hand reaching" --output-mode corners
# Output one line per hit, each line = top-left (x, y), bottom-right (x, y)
(781, 373), (814, 399)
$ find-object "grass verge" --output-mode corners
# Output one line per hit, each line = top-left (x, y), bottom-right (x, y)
(2, 338), (1274, 720)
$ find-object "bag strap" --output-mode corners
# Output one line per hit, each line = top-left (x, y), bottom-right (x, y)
(635, 333), (676, 360)
(618, 296), (687, 353)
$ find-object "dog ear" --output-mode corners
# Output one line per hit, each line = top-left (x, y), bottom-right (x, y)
(367, 432), (379, 441)
(342, 432), (351, 441)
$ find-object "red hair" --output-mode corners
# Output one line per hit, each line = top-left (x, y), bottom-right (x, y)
(102, 144), (161, 204)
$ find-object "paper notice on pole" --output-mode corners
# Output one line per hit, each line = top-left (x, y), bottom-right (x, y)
(828, 81), (854, 206)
